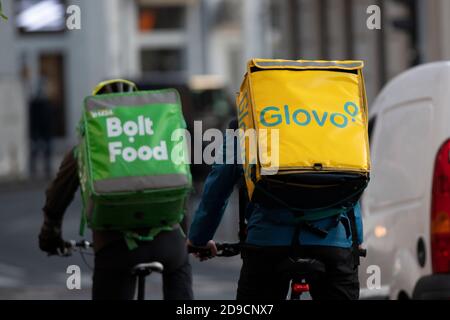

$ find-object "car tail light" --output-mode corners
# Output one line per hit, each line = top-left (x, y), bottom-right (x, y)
(431, 139), (450, 273)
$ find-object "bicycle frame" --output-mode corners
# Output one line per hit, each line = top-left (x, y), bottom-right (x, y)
(188, 243), (324, 300)
(63, 240), (164, 301)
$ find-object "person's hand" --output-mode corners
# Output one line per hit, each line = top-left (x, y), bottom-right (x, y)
(38, 218), (66, 255)
(187, 239), (218, 261)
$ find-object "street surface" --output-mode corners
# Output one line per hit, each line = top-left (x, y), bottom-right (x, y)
(0, 179), (242, 300)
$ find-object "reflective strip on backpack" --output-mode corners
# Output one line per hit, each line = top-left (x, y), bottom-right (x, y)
(93, 174), (189, 194)
(86, 90), (179, 111)
(255, 60), (363, 69)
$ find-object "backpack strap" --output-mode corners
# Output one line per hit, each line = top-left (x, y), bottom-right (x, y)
(254, 182), (365, 215)
(347, 208), (361, 266)
(238, 178), (249, 243)
(290, 223), (303, 258)
(229, 118), (248, 244)
(123, 224), (177, 250)
(79, 213), (87, 236)
(289, 220), (331, 258)
(73, 146), (89, 237)
(289, 207), (363, 265)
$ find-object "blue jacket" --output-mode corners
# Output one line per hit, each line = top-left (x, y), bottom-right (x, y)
(189, 135), (364, 248)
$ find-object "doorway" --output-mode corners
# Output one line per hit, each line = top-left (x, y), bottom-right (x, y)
(38, 53), (66, 137)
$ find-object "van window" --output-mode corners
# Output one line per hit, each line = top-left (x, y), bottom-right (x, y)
(369, 100), (432, 209)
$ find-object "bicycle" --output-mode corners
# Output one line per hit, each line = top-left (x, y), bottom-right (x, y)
(61, 240), (164, 300)
(188, 243), (327, 300)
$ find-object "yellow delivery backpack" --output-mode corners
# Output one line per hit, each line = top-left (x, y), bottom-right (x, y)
(236, 59), (371, 215)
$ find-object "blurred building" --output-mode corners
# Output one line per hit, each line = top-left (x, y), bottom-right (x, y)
(0, 0), (27, 180)
(1, 0), (450, 179)
(0, 0), (238, 147)
(266, 0), (450, 106)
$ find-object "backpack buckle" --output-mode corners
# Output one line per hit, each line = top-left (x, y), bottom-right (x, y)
(313, 163), (323, 171)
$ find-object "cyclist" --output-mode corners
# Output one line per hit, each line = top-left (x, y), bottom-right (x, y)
(38, 79), (193, 300)
(188, 120), (364, 300)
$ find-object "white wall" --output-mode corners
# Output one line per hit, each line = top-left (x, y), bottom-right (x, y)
(0, 0), (17, 75)
(0, 0), (28, 180)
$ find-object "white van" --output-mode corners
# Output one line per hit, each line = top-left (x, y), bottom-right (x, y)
(359, 62), (450, 299)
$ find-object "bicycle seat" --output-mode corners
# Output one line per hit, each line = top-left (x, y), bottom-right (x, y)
(277, 257), (326, 278)
(132, 262), (164, 276)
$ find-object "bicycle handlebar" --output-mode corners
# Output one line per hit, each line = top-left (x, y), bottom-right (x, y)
(189, 243), (368, 260)
(53, 240), (93, 257)
(188, 243), (241, 259)
(66, 240), (93, 250)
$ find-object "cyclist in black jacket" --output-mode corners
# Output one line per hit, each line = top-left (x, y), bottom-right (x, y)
(38, 80), (193, 300)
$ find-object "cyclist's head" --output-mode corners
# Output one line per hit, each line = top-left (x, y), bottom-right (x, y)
(92, 79), (138, 96)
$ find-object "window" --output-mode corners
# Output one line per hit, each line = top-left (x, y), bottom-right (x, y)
(140, 49), (185, 73)
(369, 101), (432, 208)
(15, 0), (66, 34)
(138, 6), (185, 32)
(39, 53), (66, 137)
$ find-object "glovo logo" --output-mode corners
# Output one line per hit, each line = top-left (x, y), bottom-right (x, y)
(260, 102), (359, 129)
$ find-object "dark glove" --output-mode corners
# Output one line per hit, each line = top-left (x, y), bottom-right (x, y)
(38, 218), (66, 255)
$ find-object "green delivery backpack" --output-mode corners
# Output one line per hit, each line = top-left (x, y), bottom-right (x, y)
(76, 88), (192, 244)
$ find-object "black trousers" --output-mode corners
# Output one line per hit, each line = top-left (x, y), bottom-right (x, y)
(92, 228), (193, 300)
(236, 246), (359, 300)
